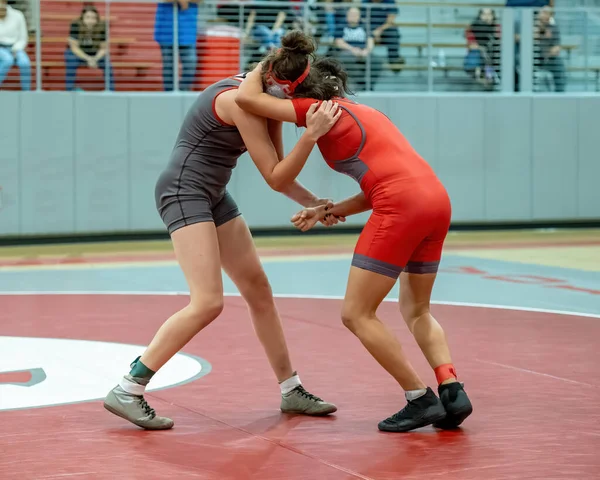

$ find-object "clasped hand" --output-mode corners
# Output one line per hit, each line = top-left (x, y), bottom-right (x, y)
(291, 200), (346, 232)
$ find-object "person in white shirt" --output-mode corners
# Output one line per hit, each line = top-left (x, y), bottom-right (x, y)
(0, 0), (30, 90)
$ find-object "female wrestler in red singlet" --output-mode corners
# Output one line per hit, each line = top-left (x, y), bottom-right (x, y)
(236, 45), (473, 433)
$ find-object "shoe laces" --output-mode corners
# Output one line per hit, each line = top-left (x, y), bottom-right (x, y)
(138, 396), (156, 419)
(293, 385), (323, 403)
(388, 399), (421, 422)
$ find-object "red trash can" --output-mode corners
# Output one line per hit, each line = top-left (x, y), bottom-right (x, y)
(197, 25), (242, 89)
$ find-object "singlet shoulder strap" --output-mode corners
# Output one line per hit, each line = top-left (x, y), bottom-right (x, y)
(229, 72), (247, 83)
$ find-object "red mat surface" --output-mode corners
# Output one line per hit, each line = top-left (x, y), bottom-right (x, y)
(1, 294), (599, 479)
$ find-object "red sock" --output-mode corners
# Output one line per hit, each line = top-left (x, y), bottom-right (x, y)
(434, 364), (457, 385)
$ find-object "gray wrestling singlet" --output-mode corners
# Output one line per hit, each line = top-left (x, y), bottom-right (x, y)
(155, 77), (248, 234)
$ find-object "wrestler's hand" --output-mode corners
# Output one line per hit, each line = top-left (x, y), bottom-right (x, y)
(309, 198), (333, 225)
(291, 205), (328, 232)
(322, 211), (346, 226)
(307, 199), (346, 226)
(306, 100), (342, 141)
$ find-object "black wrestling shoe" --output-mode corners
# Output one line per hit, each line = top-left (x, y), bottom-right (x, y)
(378, 387), (446, 432)
(433, 382), (473, 430)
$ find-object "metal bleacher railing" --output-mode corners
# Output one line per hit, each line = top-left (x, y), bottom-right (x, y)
(2, 0), (600, 93)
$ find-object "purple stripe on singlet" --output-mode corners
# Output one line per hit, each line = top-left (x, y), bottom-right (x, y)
(404, 261), (440, 274)
(351, 254), (403, 279)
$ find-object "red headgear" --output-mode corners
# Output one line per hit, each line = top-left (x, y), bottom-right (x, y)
(265, 60), (311, 99)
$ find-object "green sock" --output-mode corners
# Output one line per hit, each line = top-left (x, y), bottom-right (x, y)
(129, 356), (155, 380)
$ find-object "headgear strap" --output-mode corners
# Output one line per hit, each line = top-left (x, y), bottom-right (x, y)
(265, 60), (311, 99)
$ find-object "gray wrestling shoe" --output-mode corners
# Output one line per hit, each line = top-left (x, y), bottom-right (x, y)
(103, 375), (174, 430)
(280, 385), (337, 416)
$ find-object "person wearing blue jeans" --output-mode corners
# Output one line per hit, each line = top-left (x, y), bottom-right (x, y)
(154, 0), (198, 91)
(0, 0), (31, 90)
(64, 49), (114, 91)
(246, 1), (291, 53)
(252, 24), (285, 51)
(158, 44), (196, 91)
(65, 5), (114, 91)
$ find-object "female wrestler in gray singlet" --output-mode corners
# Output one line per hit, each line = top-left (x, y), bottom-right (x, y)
(103, 31), (343, 430)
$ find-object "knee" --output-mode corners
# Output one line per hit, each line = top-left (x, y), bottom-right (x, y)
(64, 50), (77, 66)
(188, 296), (224, 328)
(0, 51), (15, 68)
(341, 304), (372, 334)
(242, 272), (275, 313)
(16, 54), (30, 68)
(341, 310), (357, 332)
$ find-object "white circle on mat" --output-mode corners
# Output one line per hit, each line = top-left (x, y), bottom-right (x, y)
(0, 336), (208, 411)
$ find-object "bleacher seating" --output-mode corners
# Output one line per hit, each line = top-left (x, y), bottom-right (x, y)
(5, 1), (165, 90)
(2, 0), (599, 92)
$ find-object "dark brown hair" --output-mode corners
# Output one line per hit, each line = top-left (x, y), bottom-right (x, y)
(76, 5), (105, 49)
(306, 56), (351, 98)
(261, 30), (350, 100)
(79, 4), (100, 25)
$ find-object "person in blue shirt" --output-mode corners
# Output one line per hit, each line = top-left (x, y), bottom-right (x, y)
(322, 0), (347, 40)
(361, 0), (403, 71)
(334, 7), (382, 91)
(154, 0), (198, 91)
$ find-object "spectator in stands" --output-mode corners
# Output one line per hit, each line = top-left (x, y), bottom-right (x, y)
(245, 0), (293, 54)
(506, 0), (554, 92)
(534, 6), (565, 92)
(334, 7), (382, 91)
(154, 0), (198, 91)
(321, 0), (346, 41)
(508, 0), (553, 43)
(464, 8), (500, 88)
(7, 0), (32, 34)
(0, 0), (30, 91)
(362, 0), (404, 72)
(65, 5), (114, 91)
(507, 0), (553, 91)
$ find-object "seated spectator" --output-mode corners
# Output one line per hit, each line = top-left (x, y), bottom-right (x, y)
(464, 8), (500, 88)
(334, 7), (382, 91)
(534, 6), (565, 92)
(7, 0), (33, 34)
(362, 0), (404, 72)
(0, 0), (30, 91)
(65, 5), (114, 91)
(246, 0), (294, 54)
(154, 0), (198, 92)
(319, 0), (346, 41)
